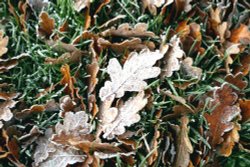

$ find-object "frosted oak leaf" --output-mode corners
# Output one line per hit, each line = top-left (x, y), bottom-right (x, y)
(99, 49), (163, 101)
(101, 91), (148, 139)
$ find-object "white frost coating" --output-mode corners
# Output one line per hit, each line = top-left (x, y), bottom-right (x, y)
(99, 49), (163, 101)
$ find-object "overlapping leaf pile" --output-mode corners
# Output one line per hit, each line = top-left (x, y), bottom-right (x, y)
(0, 0), (250, 166)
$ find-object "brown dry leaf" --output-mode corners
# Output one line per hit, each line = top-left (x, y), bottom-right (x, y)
(142, 0), (173, 15)
(99, 15), (126, 29)
(15, 105), (45, 120)
(100, 92), (148, 139)
(8, 0), (28, 32)
(99, 49), (163, 101)
(98, 38), (155, 53)
(239, 99), (250, 122)
(0, 93), (19, 128)
(172, 116), (193, 167)
(225, 73), (247, 91)
(204, 83), (241, 147)
(230, 24), (250, 44)
(160, 35), (185, 78)
(0, 53), (29, 73)
(59, 95), (77, 116)
(233, 55), (250, 76)
(19, 126), (43, 149)
(33, 128), (85, 167)
(86, 62), (99, 94)
(219, 123), (240, 157)
(60, 64), (77, 99)
(100, 23), (156, 38)
(73, 0), (90, 12)
(38, 11), (55, 38)
(0, 30), (9, 57)
(181, 57), (202, 79)
(45, 50), (83, 65)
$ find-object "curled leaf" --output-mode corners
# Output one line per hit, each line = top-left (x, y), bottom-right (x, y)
(38, 11), (55, 38)
(160, 35), (184, 78)
(100, 23), (156, 38)
(0, 30), (9, 57)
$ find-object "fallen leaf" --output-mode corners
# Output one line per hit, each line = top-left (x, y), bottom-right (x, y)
(142, 0), (173, 15)
(0, 30), (9, 57)
(99, 49), (163, 101)
(45, 50), (83, 65)
(225, 73), (247, 91)
(33, 128), (85, 167)
(38, 11), (55, 38)
(15, 105), (45, 120)
(233, 55), (250, 76)
(172, 116), (193, 167)
(60, 64), (77, 99)
(73, 0), (90, 12)
(100, 23), (156, 38)
(160, 35), (185, 78)
(98, 38), (155, 53)
(99, 15), (126, 29)
(219, 123), (240, 157)
(181, 57), (202, 79)
(230, 24), (250, 44)
(0, 53), (29, 73)
(86, 61), (99, 94)
(239, 99), (250, 122)
(0, 93), (19, 128)
(100, 91), (148, 139)
(204, 83), (241, 147)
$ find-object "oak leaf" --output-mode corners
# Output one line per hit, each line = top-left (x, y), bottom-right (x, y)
(73, 0), (90, 12)
(230, 24), (250, 44)
(0, 30), (9, 57)
(100, 91), (148, 139)
(99, 49), (163, 101)
(142, 0), (173, 15)
(239, 99), (250, 122)
(38, 11), (55, 38)
(160, 35), (184, 78)
(172, 116), (193, 167)
(204, 84), (241, 147)
(33, 128), (85, 167)
(181, 57), (202, 79)
(100, 23), (156, 38)
(27, 0), (49, 12)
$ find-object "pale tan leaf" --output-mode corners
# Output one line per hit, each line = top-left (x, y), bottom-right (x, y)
(160, 35), (185, 78)
(181, 57), (202, 79)
(0, 30), (9, 57)
(33, 129), (85, 167)
(101, 91), (148, 139)
(99, 49), (163, 101)
(73, 0), (91, 12)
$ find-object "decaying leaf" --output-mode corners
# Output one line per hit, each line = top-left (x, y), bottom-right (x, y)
(38, 11), (55, 38)
(230, 24), (250, 44)
(204, 84), (241, 147)
(225, 73), (247, 91)
(142, 0), (173, 15)
(99, 49), (163, 101)
(233, 55), (250, 76)
(172, 116), (193, 167)
(0, 93), (19, 128)
(45, 50), (83, 65)
(15, 105), (45, 120)
(100, 91), (148, 139)
(73, 0), (90, 12)
(98, 38), (155, 53)
(99, 15), (126, 29)
(86, 62), (99, 94)
(219, 123), (240, 157)
(239, 99), (250, 122)
(33, 128), (85, 167)
(181, 57), (202, 79)
(0, 53), (29, 73)
(0, 30), (9, 57)
(100, 23), (156, 38)
(160, 35), (185, 78)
